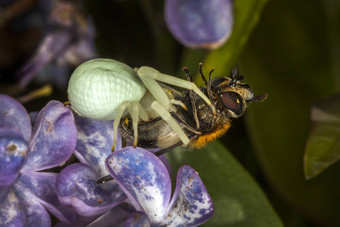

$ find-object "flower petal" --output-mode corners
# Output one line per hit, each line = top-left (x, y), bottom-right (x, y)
(106, 147), (171, 224)
(56, 163), (126, 216)
(23, 101), (77, 171)
(0, 188), (26, 227)
(159, 155), (171, 176)
(164, 165), (214, 226)
(87, 205), (132, 227)
(0, 128), (28, 188)
(18, 30), (72, 88)
(13, 184), (52, 227)
(125, 212), (150, 227)
(17, 171), (76, 224)
(74, 114), (121, 176)
(165, 0), (233, 49)
(0, 94), (31, 141)
(55, 215), (99, 227)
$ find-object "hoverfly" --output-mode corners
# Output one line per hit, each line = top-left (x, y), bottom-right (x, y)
(119, 64), (267, 156)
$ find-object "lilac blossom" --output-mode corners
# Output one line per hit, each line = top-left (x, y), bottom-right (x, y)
(55, 115), (126, 225)
(18, 0), (98, 88)
(165, 0), (234, 49)
(106, 147), (214, 226)
(0, 94), (77, 226)
(55, 113), (214, 226)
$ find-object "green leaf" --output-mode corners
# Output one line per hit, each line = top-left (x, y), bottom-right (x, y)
(304, 95), (340, 179)
(167, 142), (283, 227)
(197, 0), (270, 84)
(305, 122), (340, 179)
(234, 0), (339, 225)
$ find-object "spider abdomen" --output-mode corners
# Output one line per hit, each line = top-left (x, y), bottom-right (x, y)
(68, 58), (146, 120)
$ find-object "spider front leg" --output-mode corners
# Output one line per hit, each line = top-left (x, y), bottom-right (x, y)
(136, 67), (191, 145)
(112, 102), (148, 150)
(137, 66), (216, 115)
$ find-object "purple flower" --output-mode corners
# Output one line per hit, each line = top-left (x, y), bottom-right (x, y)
(0, 94), (77, 226)
(106, 147), (214, 226)
(18, 0), (98, 88)
(55, 113), (213, 226)
(165, 0), (233, 49)
(55, 115), (126, 225)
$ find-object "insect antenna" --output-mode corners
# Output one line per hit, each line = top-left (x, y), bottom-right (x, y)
(248, 93), (268, 102)
(229, 66), (244, 86)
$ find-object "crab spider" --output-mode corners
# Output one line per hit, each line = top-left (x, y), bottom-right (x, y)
(67, 58), (215, 149)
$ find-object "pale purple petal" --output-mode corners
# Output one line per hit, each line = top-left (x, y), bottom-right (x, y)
(19, 30), (72, 87)
(125, 212), (150, 227)
(23, 101), (77, 171)
(57, 37), (98, 67)
(163, 165), (214, 226)
(87, 205), (132, 227)
(165, 0), (233, 49)
(17, 172), (76, 224)
(0, 188), (26, 227)
(159, 155), (171, 176)
(0, 128), (28, 188)
(106, 147), (171, 224)
(0, 95), (31, 141)
(13, 184), (52, 227)
(56, 163), (126, 216)
(55, 215), (99, 227)
(74, 115), (121, 177)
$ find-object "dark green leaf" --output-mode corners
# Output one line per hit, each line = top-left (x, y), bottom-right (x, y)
(198, 0), (270, 85)
(304, 94), (340, 179)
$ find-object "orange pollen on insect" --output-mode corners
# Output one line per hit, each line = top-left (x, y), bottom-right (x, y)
(191, 120), (231, 149)
(124, 117), (129, 125)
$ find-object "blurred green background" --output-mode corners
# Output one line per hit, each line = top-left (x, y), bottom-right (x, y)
(1, 0), (340, 226)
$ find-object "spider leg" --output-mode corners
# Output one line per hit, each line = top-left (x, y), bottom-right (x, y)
(113, 103), (128, 150)
(137, 66), (216, 115)
(138, 103), (149, 122)
(137, 72), (171, 109)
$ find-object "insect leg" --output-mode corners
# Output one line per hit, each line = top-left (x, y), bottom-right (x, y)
(137, 66), (216, 115)
(151, 101), (190, 145)
(127, 103), (139, 147)
(182, 66), (200, 129)
(170, 99), (187, 110)
(198, 63), (208, 86)
(208, 68), (216, 102)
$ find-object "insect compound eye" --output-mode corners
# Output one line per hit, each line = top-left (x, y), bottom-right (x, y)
(219, 91), (244, 115)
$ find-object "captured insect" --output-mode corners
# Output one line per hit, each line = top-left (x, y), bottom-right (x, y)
(67, 58), (267, 156)
(120, 64), (267, 155)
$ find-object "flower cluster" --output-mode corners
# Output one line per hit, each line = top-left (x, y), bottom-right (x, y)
(0, 95), (214, 226)
(0, 95), (77, 226)
(18, 0), (98, 88)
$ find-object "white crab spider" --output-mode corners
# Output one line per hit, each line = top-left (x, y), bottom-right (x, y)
(67, 58), (215, 148)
